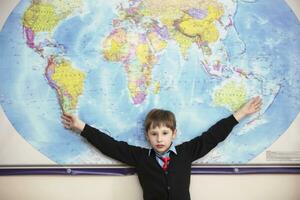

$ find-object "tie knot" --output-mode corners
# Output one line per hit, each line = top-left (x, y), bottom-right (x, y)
(160, 156), (170, 171)
(162, 157), (170, 162)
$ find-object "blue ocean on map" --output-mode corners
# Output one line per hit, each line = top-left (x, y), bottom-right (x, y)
(0, 0), (299, 164)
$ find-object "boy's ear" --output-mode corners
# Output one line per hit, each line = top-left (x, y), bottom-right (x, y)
(145, 132), (149, 141)
(172, 129), (177, 140)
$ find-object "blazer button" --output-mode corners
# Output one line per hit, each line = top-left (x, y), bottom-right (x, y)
(167, 186), (171, 190)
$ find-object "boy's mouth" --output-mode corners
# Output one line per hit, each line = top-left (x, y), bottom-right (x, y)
(156, 144), (164, 148)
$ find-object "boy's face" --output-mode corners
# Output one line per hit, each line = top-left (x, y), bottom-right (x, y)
(146, 124), (177, 154)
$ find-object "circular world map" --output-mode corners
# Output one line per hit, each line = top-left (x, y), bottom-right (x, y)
(0, 0), (300, 164)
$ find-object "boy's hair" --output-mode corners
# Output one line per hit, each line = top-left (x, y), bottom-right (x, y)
(144, 109), (176, 133)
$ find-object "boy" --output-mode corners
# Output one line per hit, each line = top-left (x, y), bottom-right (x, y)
(61, 96), (262, 200)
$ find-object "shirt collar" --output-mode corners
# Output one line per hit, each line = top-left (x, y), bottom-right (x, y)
(148, 143), (177, 156)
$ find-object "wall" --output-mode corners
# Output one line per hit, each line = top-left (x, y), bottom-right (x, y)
(0, 0), (299, 199)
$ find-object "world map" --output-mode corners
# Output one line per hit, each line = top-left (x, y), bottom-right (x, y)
(0, 0), (300, 165)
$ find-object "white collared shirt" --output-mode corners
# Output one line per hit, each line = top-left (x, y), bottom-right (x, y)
(148, 143), (177, 168)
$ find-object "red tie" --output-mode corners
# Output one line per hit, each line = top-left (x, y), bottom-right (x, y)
(161, 157), (170, 171)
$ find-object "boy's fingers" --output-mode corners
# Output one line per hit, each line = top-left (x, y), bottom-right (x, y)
(252, 97), (260, 104)
(61, 117), (70, 124)
(61, 120), (68, 127)
(255, 102), (262, 111)
(61, 114), (74, 122)
(62, 120), (73, 128)
(253, 99), (261, 106)
(257, 101), (262, 106)
(256, 96), (262, 103)
(61, 118), (70, 124)
(62, 112), (73, 118)
(61, 115), (70, 121)
(250, 96), (262, 106)
(255, 99), (262, 107)
(64, 124), (71, 129)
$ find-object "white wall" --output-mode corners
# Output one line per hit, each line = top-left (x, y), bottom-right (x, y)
(1, 174), (300, 200)
(0, 0), (300, 199)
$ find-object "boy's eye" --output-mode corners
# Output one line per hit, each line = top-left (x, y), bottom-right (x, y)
(151, 132), (157, 136)
(163, 132), (168, 135)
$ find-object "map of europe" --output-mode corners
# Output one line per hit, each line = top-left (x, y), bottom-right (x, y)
(0, 0), (300, 164)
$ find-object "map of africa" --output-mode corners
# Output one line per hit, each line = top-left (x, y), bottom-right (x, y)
(0, 0), (299, 165)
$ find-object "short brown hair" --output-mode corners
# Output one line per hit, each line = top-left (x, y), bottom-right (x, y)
(144, 109), (176, 133)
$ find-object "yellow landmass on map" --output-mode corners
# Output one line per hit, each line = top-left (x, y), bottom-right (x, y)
(177, 5), (223, 42)
(173, 31), (194, 58)
(148, 32), (168, 53)
(213, 80), (247, 111)
(140, 0), (222, 22)
(107, 39), (123, 60)
(138, 0), (223, 58)
(51, 59), (86, 112)
(153, 81), (160, 94)
(136, 44), (151, 64)
(23, 3), (60, 32)
(102, 26), (158, 104)
(126, 50), (155, 104)
(103, 29), (128, 61)
(23, 1), (82, 33)
(128, 81), (140, 97)
(41, 0), (83, 18)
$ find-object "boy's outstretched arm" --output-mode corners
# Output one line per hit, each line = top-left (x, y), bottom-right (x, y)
(61, 113), (142, 166)
(181, 96), (262, 162)
(233, 96), (262, 122)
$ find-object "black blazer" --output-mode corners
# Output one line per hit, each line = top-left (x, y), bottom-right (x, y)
(81, 115), (238, 200)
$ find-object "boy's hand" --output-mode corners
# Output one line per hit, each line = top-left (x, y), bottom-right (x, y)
(61, 113), (85, 133)
(233, 96), (262, 122)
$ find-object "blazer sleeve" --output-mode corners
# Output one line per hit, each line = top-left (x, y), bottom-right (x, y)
(80, 124), (143, 167)
(179, 115), (239, 162)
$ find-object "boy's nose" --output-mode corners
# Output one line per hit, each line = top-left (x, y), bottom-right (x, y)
(157, 135), (162, 142)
